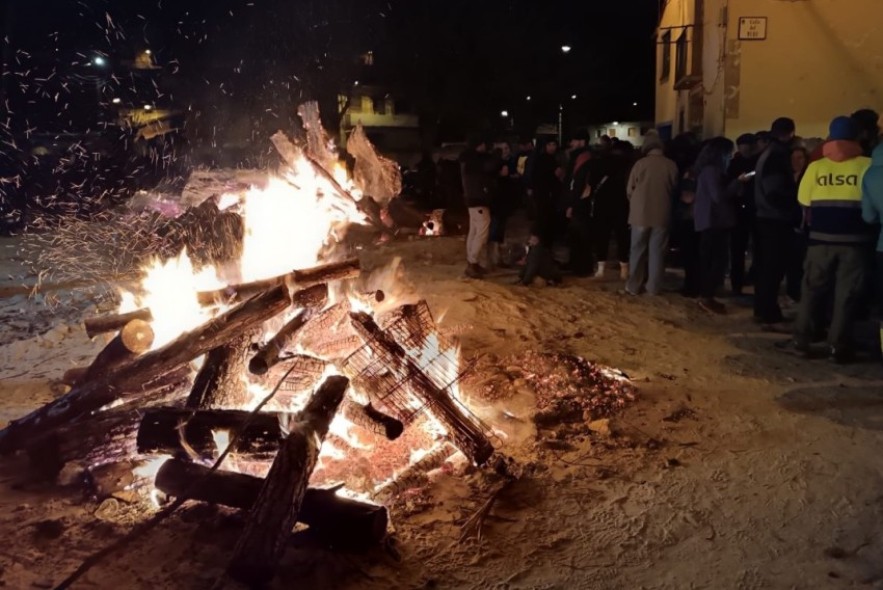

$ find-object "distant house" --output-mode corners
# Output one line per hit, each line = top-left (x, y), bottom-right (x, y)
(338, 53), (420, 163)
(586, 121), (655, 147)
(655, 0), (883, 141)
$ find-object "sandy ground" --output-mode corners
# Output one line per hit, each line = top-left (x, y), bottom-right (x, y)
(1, 227), (883, 590)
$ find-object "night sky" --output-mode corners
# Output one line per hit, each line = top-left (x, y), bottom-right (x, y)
(2, 0), (659, 143)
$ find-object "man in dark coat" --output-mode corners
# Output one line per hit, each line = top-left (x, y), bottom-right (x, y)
(754, 117), (800, 324)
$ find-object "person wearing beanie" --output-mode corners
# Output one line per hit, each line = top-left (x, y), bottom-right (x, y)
(793, 116), (873, 363)
(754, 117), (800, 325)
(861, 142), (883, 360)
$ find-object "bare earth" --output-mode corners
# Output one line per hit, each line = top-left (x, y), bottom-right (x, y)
(1, 232), (883, 590)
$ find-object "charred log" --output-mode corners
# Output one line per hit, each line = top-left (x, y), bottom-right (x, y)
(228, 375), (349, 586)
(341, 399), (404, 440)
(136, 408), (284, 462)
(372, 442), (456, 503)
(186, 333), (255, 409)
(155, 458), (387, 549)
(349, 312), (494, 466)
(249, 284), (329, 376)
(82, 319), (154, 383)
(84, 308), (153, 339)
(0, 286), (290, 454)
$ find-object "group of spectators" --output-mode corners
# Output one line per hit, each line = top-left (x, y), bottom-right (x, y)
(458, 108), (883, 363)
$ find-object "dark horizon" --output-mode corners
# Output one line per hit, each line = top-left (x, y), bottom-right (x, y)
(2, 0), (659, 144)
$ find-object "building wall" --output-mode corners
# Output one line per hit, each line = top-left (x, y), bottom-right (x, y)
(656, 0), (883, 140)
(586, 121), (654, 146)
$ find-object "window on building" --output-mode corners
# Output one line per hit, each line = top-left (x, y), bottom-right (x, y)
(660, 31), (672, 80)
(675, 30), (688, 81)
(627, 127), (638, 137)
(608, 128), (617, 138)
(372, 96), (386, 115)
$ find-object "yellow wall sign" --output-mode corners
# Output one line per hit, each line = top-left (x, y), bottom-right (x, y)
(738, 17), (768, 41)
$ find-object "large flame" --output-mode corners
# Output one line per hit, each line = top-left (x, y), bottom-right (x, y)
(136, 251), (221, 349)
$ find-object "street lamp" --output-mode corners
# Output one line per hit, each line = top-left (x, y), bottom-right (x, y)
(92, 56), (106, 67)
(571, 94), (578, 100)
(526, 95), (531, 101)
(632, 102), (638, 106)
(500, 110), (509, 118)
(111, 97), (121, 104)
(561, 45), (572, 54)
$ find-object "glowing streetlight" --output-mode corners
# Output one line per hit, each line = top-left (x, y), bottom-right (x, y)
(526, 95), (531, 101)
(613, 121), (620, 125)
(92, 56), (106, 67)
(145, 49), (152, 55)
(561, 45), (572, 54)
(143, 104), (153, 111)
(500, 110), (509, 118)
(571, 94), (578, 100)
(111, 97), (121, 104)
(632, 102), (638, 106)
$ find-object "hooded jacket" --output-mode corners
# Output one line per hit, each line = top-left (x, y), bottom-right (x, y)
(798, 140), (872, 245)
(755, 138), (800, 225)
(861, 143), (883, 252)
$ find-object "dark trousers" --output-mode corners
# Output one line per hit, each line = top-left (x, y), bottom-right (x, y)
(795, 245), (870, 351)
(786, 231), (807, 302)
(754, 219), (793, 323)
(730, 221), (751, 294)
(594, 214), (630, 263)
(678, 220), (702, 297)
(567, 216), (595, 276)
(700, 229), (730, 299)
(489, 212), (509, 243)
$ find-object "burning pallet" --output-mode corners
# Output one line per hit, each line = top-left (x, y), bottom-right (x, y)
(0, 259), (503, 585)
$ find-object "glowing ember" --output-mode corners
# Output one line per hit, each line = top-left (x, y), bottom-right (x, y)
(212, 429), (231, 456)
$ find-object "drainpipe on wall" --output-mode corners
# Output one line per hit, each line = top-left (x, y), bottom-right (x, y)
(719, 0), (729, 138)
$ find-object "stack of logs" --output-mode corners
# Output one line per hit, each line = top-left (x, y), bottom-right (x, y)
(0, 257), (499, 586)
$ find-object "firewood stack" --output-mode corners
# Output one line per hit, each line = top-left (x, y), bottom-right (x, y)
(0, 257), (502, 585)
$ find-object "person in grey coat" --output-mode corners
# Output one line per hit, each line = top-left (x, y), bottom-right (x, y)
(624, 139), (679, 295)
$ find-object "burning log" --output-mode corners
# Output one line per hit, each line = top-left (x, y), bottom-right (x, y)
(248, 284), (329, 376)
(0, 286), (290, 455)
(136, 408), (284, 462)
(27, 410), (140, 479)
(195, 259), (358, 305)
(228, 375), (349, 586)
(186, 333), (255, 410)
(84, 308), (153, 339)
(341, 399), (404, 440)
(289, 258), (361, 288)
(349, 312), (494, 466)
(155, 459), (387, 549)
(271, 354), (328, 406)
(372, 442), (456, 503)
(82, 319), (154, 383)
(28, 367), (194, 478)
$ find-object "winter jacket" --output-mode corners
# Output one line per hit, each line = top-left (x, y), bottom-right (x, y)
(459, 148), (498, 208)
(861, 144), (883, 252)
(694, 164), (737, 232)
(755, 139), (800, 225)
(799, 140), (872, 245)
(626, 149), (679, 228)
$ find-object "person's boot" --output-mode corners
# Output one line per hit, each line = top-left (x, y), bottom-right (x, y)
(594, 261), (606, 278)
(465, 263), (482, 279)
(619, 262), (629, 280)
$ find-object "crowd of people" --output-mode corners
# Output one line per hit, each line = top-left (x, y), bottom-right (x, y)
(457, 108), (883, 363)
